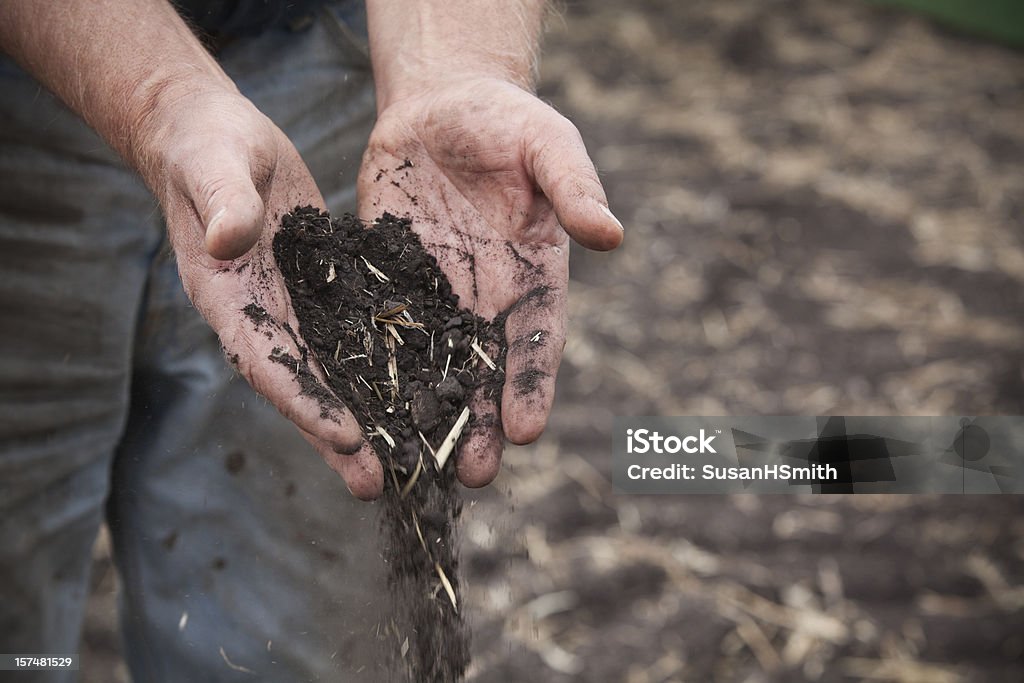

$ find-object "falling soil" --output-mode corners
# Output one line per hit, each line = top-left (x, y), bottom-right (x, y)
(269, 206), (506, 682)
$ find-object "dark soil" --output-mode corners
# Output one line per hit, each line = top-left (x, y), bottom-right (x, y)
(271, 207), (505, 682)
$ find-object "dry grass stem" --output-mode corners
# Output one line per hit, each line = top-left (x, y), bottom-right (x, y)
(470, 338), (497, 370)
(400, 453), (424, 499)
(412, 510), (428, 552)
(433, 406), (470, 470)
(435, 562), (458, 612)
(419, 431), (436, 456)
(379, 302), (408, 318)
(219, 646), (255, 674)
(361, 256), (390, 282)
(376, 426), (396, 449)
(387, 323), (405, 345)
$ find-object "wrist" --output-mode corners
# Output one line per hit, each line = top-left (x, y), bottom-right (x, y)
(366, 0), (544, 112)
(0, 0), (241, 187)
(123, 75), (242, 191)
(375, 69), (534, 115)
(375, 62), (535, 112)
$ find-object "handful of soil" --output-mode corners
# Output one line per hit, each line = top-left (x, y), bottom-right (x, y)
(270, 206), (505, 681)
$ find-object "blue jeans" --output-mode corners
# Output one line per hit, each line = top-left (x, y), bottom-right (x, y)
(0, 8), (388, 682)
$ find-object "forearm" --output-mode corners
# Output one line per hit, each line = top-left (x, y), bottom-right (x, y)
(365, 0), (546, 109)
(0, 0), (236, 183)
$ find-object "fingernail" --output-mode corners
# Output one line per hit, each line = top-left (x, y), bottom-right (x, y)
(599, 203), (624, 231)
(334, 439), (362, 456)
(207, 206), (227, 231)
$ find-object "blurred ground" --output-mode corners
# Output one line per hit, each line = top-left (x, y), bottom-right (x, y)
(83, 0), (1024, 681)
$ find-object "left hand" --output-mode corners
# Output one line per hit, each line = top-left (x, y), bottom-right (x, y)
(358, 77), (623, 488)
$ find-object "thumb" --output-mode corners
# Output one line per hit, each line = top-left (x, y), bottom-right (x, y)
(190, 152), (267, 261)
(527, 114), (624, 251)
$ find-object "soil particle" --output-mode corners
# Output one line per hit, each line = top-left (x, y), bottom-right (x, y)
(161, 531), (178, 551)
(267, 346), (341, 421)
(512, 368), (547, 397)
(512, 284), (553, 312)
(271, 206), (509, 681)
(242, 303), (274, 339)
(435, 375), (465, 403)
(225, 451), (246, 475)
(411, 388), (443, 433)
(505, 243), (543, 274)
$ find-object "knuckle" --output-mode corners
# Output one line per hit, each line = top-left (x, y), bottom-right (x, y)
(194, 176), (236, 216)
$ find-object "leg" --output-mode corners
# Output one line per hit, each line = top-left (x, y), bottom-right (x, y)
(106, 12), (389, 682)
(0, 57), (161, 682)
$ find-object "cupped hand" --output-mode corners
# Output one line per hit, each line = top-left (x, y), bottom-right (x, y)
(141, 87), (384, 499)
(358, 77), (623, 488)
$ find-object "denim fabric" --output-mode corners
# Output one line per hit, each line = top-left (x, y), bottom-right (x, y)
(173, 0), (367, 41)
(0, 8), (386, 682)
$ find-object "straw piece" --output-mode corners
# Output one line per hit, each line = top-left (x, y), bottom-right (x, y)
(400, 454), (423, 499)
(361, 256), (390, 282)
(219, 647), (255, 674)
(378, 302), (407, 318)
(386, 323), (405, 345)
(433, 406), (470, 470)
(435, 562), (458, 612)
(470, 338), (497, 370)
(376, 426), (396, 449)
(411, 510), (427, 552)
(418, 431), (436, 456)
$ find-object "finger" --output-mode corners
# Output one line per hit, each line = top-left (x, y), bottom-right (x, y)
(501, 285), (567, 444)
(225, 317), (364, 455)
(526, 115), (624, 252)
(455, 390), (504, 488)
(180, 147), (267, 260)
(304, 431), (384, 501)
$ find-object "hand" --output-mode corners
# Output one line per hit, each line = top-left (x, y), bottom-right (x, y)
(358, 77), (623, 487)
(141, 87), (383, 499)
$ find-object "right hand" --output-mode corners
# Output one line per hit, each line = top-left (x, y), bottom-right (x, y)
(359, 77), (623, 489)
(137, 85), (385, 500)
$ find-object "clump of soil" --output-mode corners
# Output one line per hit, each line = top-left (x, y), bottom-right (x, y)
(269, 206), (505, 681)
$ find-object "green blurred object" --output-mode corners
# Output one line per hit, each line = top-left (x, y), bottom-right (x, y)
(873, 0), (1024, 47)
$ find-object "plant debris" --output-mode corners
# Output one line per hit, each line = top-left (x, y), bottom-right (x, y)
(270, 206), (506, 681)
